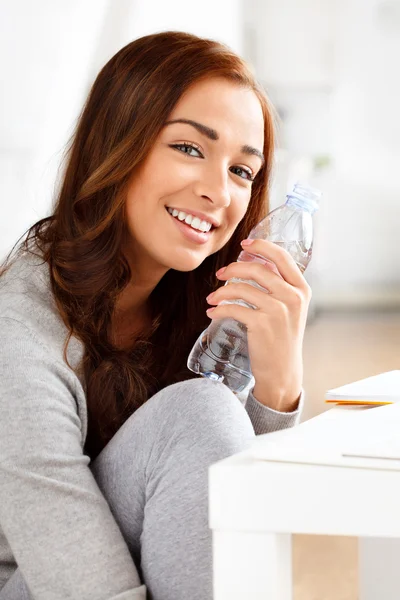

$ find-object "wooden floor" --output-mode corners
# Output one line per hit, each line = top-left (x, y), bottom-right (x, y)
(293, 310), (400, 600)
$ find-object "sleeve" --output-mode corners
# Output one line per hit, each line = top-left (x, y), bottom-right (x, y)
(244, 387), (305, 435)
(0, 317), (146, 600)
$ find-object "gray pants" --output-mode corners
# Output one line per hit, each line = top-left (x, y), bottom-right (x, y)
(1, 378), (255, 599)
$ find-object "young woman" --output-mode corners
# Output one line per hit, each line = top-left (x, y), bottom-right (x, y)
(0, 31), (310, 600)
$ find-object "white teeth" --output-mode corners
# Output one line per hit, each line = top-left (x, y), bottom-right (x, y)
(191, 217), (201, 229)
(167, 207), (213, 233)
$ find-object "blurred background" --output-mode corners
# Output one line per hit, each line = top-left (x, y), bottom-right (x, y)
(1, 0), (400, 310)
(1, 1), (399, 598)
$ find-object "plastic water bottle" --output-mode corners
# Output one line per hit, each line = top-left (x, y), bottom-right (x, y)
(187, 182), (322, 394)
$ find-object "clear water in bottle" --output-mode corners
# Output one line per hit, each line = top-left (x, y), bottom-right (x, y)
(187, 182), (322, 394)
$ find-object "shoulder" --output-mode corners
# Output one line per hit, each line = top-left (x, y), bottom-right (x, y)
(1, 251), (55, 316)
(0, 252), (85, 387)
(0, 252), (88, 444)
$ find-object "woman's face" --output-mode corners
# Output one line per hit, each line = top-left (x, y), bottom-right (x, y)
(124, 77), (265, 277)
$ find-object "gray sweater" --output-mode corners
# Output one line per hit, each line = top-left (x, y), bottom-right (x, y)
(0, 253), (303, 599)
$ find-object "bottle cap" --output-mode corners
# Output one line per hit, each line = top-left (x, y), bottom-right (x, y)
(287, 181), (322, 214)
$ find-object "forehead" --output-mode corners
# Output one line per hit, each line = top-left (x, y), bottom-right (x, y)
(167, 77), (264, 149)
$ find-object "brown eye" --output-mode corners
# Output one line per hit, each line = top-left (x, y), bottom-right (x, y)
(230, 166), (254, 181)
(170, 143), (203, 158)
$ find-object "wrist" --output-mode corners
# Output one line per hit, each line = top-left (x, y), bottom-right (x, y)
(252, 384), (302, 413)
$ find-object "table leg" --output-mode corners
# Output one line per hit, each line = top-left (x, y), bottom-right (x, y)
(359, 537), (400, 599)
(213, 530), (292, 600)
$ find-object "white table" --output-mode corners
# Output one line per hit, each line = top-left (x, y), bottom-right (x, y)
(209, 405), (400, 599)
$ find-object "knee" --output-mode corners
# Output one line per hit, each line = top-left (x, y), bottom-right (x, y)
(147, 377), (255, 458)
(167, 377), (246, 421)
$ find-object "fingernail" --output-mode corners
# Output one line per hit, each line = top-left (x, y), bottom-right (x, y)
(206, 307), (216, 313)
(241, 239), (254, 246)
(216, 267), (226, 276)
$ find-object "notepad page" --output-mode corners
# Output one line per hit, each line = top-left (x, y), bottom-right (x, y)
(251, 403), (400, 468)
(325, 370), (400, 403)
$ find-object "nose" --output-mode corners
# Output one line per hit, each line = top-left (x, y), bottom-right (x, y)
(192, 166), (231, 208)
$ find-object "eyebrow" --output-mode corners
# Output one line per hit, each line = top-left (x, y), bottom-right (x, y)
(164, 118), (265, 166)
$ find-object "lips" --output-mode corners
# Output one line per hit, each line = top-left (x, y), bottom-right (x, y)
(166, 207), (213, 245)
(166, 206), (219, 229)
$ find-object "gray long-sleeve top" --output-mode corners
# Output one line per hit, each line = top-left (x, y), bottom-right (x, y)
(0, 253), (303, 599)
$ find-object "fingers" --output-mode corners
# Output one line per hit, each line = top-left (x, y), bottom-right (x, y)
(206, 299), (261, 329)
(208, 281), (284, 309)
(209, 279), (311, 317)
(239, 239), (309, 289)
(216, 261), (291, 299)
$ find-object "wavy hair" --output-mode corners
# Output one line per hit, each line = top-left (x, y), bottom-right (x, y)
(1, 31), (276, 460)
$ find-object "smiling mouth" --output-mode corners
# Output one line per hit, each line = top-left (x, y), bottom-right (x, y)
(164, 207), (216, 232)
(165, 207), (217, 246)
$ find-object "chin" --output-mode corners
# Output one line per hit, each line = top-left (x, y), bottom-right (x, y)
(167, 253), (209, 273)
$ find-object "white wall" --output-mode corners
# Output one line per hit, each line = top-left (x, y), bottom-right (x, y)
(315, 0), (400, 307)
(245, 0), (400, 309)
(0, 0), (243, 261)
(0, 0), (110, 259)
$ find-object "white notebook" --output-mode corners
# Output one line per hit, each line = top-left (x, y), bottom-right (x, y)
(325, 370), (400, 405)
(250, 402), (400, 468)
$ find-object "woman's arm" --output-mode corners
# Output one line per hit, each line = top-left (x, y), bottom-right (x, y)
(244, 386), (305, 435)
(0, 317), (146, 600)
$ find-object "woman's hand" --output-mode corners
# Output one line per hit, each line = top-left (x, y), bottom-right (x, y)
(205, 239), (312, 412)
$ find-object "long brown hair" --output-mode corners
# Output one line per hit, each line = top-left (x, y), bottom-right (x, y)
(2, 31), (276, 460)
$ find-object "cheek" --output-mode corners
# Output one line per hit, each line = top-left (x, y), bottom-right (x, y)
(216, 201), (249, 248)
(167, 162), (201, 189)
(145, 156), (197, 198)
(221, 193), (252, 244)
(231, 189), (251, 222)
